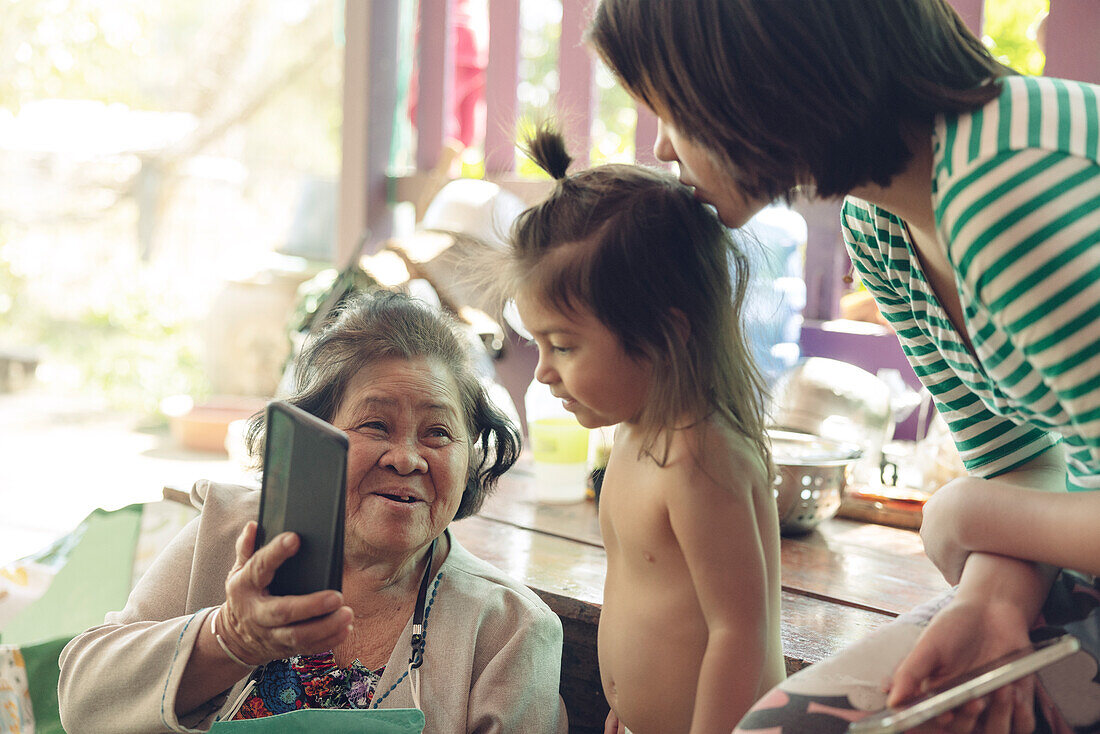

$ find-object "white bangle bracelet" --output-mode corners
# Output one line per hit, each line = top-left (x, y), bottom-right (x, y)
(210, 606), (254, 669)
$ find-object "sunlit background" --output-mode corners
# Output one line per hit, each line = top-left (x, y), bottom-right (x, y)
(0, 0), (1049, 563)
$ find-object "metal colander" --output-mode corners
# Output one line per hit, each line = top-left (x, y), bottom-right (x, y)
(770, 429), (862, 535)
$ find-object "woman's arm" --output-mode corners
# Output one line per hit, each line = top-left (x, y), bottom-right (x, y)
(888, 449), (1071, 732)
(174, 523), (352, 716)
(465, 604), (568, 733)
(924, 477), (1100, 580)
(920, 446), (1069, 584)
(59, 484), (351, 732)
(667, 433), (778, 734)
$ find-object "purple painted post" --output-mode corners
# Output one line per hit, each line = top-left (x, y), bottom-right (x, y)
(559, 0), (595, 166)
(945, 0), (983, 34)
(338, 0), (400, 264)
(635, 104), (659, 166)
(485, 0), (521, 175)
(1044, 0), (1100, 84)
(417, 0), (455, 173)
(792, 198), (847, 322)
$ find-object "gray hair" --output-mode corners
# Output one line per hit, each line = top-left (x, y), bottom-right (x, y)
(245, 289), (520, 519)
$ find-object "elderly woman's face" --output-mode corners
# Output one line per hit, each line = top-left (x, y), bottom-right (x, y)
(331, 355), (470, 560)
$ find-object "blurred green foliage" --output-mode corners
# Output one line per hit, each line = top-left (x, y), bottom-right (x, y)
(0, 0), (341, 418)
(984, 0), (1048, 76)
(0, 0), (342, 166)
(0, 1), (157, 113)
(0, 229), (21, 330)
(1, 226), (207, 417)
(42, 285), (209, 418)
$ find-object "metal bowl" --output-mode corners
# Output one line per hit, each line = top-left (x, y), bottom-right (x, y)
(769, 358), (893, 486)
(770, 429), (862, 535)
(769, 358), (894, 437)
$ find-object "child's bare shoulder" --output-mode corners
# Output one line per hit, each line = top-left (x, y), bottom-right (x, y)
(666, 416), (768, 496)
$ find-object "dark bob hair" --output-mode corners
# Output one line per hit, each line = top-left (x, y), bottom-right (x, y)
(589, 0), (1014, 200)
(245, 290), (521, 520)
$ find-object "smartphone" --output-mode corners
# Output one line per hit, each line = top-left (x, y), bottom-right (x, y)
(256, 400), (348, 597)
(848, 634), (1081, 734)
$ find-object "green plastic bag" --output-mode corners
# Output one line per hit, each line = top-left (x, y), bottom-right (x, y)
(210, 708), (425, 733)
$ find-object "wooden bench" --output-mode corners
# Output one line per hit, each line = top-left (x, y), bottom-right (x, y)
(450, 463), (950, 734)
(165, 462), (948, 733)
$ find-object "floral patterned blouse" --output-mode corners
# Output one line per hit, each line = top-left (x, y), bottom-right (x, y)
(232, 652), (386, 719)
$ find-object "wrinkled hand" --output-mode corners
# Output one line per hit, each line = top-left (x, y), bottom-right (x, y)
(604, 709), (626, 734)
(919, 481), (972, 585)
(888, 597), (1035, 734)
(214, 522), (353, 666)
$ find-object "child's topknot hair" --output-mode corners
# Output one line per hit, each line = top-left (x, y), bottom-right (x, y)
(503, 123), (771, 474)
(521, 125), (573, 181)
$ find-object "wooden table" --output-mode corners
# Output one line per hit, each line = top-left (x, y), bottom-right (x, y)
(449, 463), (950, 734)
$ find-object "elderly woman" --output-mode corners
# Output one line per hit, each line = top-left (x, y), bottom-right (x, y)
(58, 291), (568, 733)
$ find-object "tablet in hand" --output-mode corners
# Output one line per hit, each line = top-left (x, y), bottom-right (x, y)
(848, 634), (1081, 734)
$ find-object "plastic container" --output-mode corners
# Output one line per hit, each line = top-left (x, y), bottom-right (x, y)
(525, 380), (590, 504)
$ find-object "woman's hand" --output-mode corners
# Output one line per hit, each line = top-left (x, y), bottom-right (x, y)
(888, 595), (1035, 733)
(215, 522), (353, 666)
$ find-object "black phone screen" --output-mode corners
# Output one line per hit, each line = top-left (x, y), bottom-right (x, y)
(257, 401), (348, 597)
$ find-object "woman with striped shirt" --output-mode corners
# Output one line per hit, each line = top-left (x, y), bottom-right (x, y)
(590, 0), (1099, 731)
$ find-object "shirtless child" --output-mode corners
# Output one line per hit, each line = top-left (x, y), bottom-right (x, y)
(503, 126), (785, 734)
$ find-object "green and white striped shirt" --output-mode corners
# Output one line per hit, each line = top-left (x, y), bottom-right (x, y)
(842, 75), (1100, 491)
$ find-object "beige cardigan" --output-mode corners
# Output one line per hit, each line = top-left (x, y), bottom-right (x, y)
(58, 481), (568, 734)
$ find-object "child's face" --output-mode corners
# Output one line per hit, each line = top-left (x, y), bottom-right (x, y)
(516, 288), (651, 429)
(653, 117), (767, 229)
